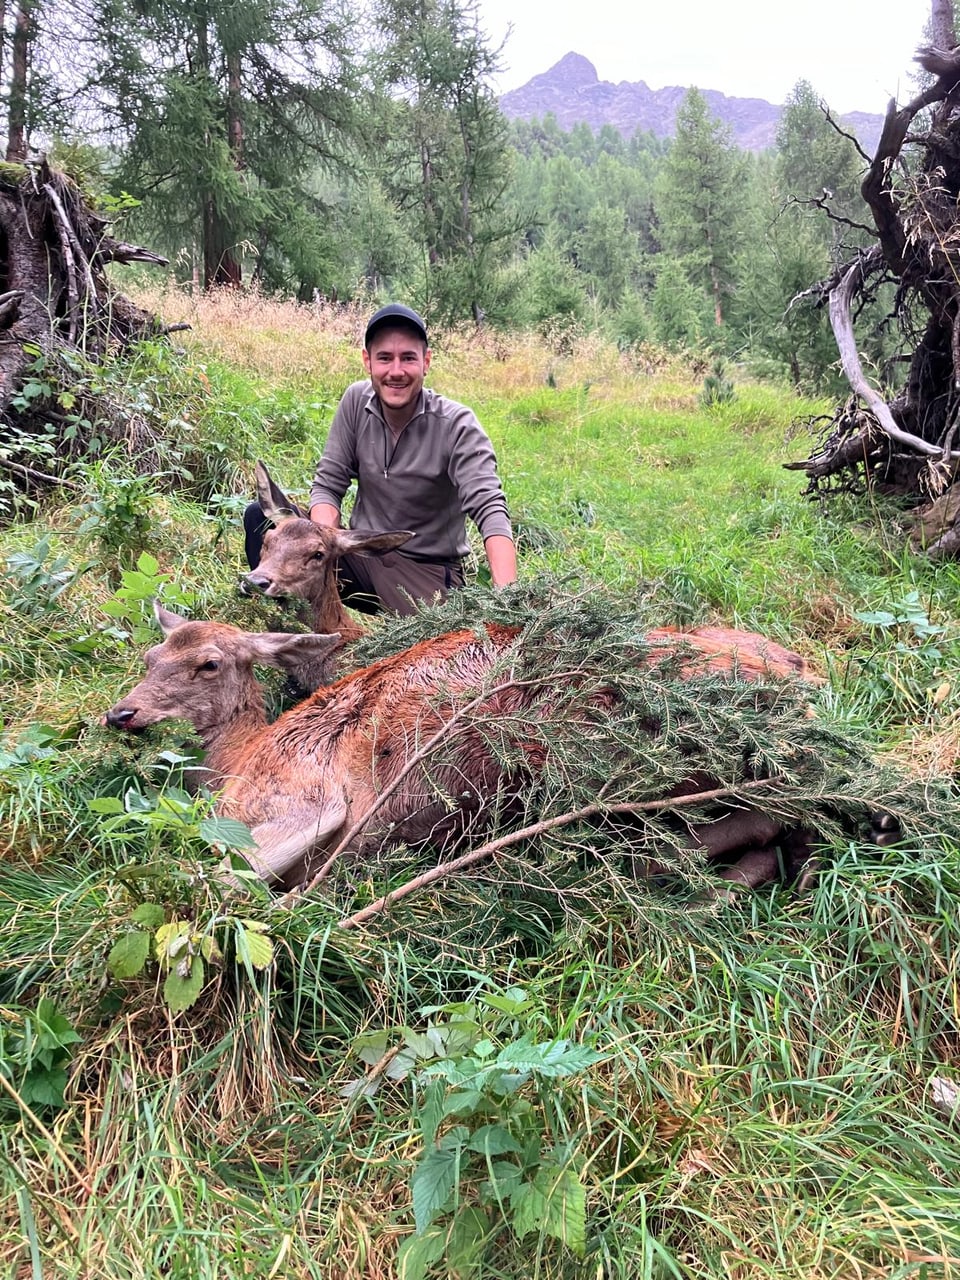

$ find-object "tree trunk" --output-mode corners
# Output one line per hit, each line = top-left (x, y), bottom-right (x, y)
(6, 0), (33, 163)
(194, 11), (241, 290)
(202, 196), (241, 289)
(0, 160), (169, 503)
(785, 0), (960, 550)
(227, 49), (243, 166)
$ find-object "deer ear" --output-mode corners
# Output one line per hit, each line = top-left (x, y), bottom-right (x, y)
(255, 460), (307, 523)
(245, 631), (342, 672)
(341, 529), (416, 558)
(154, 601), (190, 635)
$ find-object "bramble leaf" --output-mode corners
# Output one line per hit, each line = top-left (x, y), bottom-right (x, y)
(234, 921), (274, 971)
(465, 1123), (522, 1157)
(511, 1165), (585, 1255)
(108, 930), (151, 979)
(163, 957), (205, 1012)
(200, 816), (256, 850)
(131, 903), (166, 928)
(396, 1226), (445, 1280)
(87, 796), (125, 814)
(447, 1206), (489, 1271)
(495, 1036), (602, 1078)
(411, 1145), (458, 1234)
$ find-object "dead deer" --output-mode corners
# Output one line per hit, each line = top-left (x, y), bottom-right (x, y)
(105, 604), (834, 893)
(245, 463), (825, 697)
(243, 460), (413, 687)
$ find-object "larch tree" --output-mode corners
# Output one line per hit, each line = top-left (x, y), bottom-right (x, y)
(83, 0), (361, 291)
(735, 80), (873, 391)
(654, 88), (748, 329)
(370, 0), (520, 325)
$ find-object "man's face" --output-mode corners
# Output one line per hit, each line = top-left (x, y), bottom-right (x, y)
(363, 325), (431, 419)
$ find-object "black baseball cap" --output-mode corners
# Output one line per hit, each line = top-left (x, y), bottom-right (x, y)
(364, 303), (429, 348)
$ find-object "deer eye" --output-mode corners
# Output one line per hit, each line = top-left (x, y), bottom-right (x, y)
(197, 659), (220, 673)
(312, 551), (326, 561)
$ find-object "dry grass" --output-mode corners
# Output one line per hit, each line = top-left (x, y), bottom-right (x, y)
(135, 281), (707, 406)
(137, 281), (371, 390)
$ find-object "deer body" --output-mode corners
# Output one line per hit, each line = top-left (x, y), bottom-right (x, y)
(105, 605), (823, 890)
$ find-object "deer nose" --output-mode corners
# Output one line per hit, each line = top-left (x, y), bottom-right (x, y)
(245, 572), (272, 594)
(105, 706), (138, 729)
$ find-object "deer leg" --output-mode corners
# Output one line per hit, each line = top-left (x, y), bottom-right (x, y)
(868, 811), (901, 847)
(220, 802), (347, 887)
(777, 826), (820, 893)
(687, 810), (781, 861)
(715, 845), (783, 889)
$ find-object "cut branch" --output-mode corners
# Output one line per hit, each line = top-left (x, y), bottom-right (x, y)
(337, 778), (783, 929)
(282, 667), (588, 904)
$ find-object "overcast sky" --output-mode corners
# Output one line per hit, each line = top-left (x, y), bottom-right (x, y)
(476, 0), (933, 115)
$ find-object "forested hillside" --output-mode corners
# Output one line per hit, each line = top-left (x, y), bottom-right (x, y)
(0, 0), (888, 392)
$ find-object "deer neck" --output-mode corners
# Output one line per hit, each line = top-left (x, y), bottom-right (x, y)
(309, 563), (366, 647)
(196, 687), (269, 786)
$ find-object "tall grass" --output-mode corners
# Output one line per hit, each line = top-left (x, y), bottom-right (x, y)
(2, 295), (960, 1277)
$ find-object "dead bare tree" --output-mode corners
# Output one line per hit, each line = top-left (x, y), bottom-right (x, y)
(786, 0), (960, 557)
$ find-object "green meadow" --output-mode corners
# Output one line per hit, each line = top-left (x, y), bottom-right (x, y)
(2, 294), (960, 1279)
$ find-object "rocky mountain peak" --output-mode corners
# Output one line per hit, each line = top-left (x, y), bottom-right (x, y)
(499, 52), (884, 154)
(528, 52), (600, 92)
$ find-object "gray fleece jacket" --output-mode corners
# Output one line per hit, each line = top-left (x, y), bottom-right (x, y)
(309, 381), (513, 562)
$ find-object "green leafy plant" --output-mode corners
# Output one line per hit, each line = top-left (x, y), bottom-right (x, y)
(346, 988), (603, 1277)
(106, 900), (274, 1014)
(100, 551), (197, 644)
(76, 462), (160, 568)
(842, 589), (957, 725)
(9, 347), (57, 414)
(3, 537), (88, 618)
(0, 998), (81, 1111)
(0, 420), (63, 519)
(93, 785), (274, 1013)
(854, 590), (945, 646)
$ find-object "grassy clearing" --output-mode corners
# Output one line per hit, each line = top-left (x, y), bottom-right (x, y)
(2, 294), (960, 1278)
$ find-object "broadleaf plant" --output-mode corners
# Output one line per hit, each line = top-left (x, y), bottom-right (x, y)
(350, 985), (603, 1275)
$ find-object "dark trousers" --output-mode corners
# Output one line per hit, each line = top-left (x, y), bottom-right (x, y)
(242, 502), (464, 617)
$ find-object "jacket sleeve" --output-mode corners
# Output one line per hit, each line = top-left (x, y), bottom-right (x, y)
(447, 406), (514, 543)
(309, 383), (364, 512)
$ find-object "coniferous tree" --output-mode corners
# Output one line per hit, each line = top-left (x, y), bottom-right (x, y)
(370, 0), (521, 324)
(82, 0), (361, 291)
(5, 0), (33, 160)
(734, 80), (873, 389)
(654, 88), (748, 330)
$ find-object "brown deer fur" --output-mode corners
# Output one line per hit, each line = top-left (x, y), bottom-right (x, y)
(244, 460), (414, 686)
(105, 605), (819, 890)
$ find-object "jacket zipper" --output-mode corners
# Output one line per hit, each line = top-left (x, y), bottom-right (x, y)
(383, 425), (401, 478)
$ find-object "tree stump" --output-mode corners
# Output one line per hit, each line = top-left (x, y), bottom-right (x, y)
(0, 158), (172, 502)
